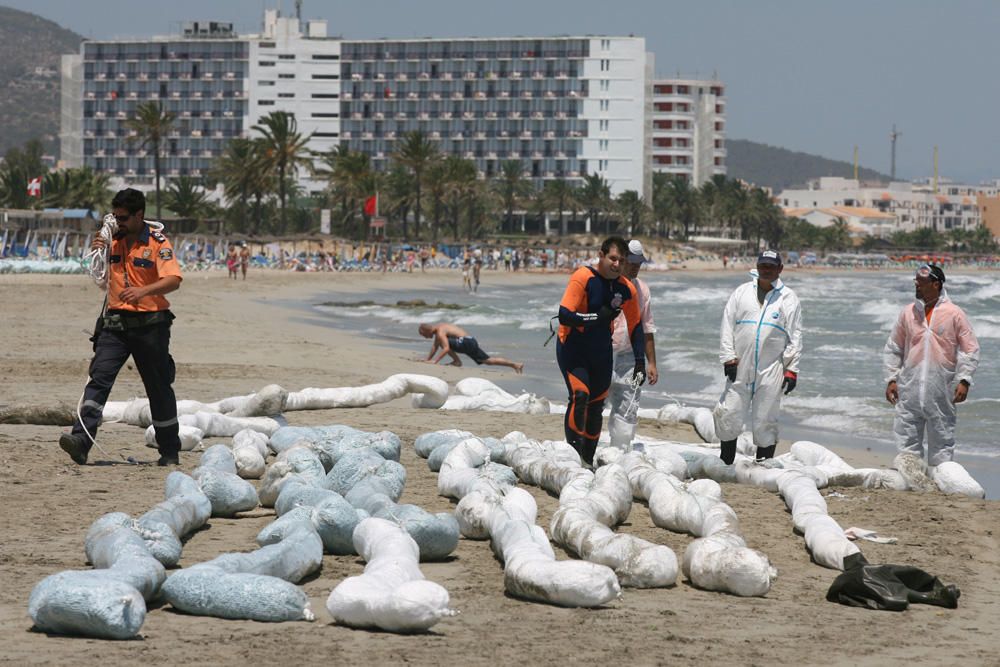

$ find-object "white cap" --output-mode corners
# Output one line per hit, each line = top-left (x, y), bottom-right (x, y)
(626, 239), (648, 264)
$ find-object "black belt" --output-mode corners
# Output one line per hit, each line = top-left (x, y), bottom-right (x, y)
(103, 309), (173, 330)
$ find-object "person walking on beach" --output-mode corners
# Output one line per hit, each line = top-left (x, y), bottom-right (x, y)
(883, 264), (979, 466)
(556, 236), (645, 466)
(59, 188), (184, 467)
(226, 245), (238, 279)
(472, 249), (482, 293)
(418, 322), (524, 373)
(461, 251), (473, 291)
(608, 240), (658, 443)
(713, 250), (802, 464)
(239, 243), (250, 280)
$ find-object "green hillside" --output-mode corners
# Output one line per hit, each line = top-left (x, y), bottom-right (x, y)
(0, 5), (82, 156)
(726, 138), (891, 191)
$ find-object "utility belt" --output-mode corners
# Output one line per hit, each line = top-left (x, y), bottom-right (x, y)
(103, 309), (174, 331)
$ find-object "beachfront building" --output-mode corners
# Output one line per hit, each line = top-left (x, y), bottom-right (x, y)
(60, 10), (652, 198)
(650, 78), (726, 186)
(778, 177), (997, 235)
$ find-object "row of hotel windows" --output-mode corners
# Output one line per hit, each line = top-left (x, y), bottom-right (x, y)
(340, 62), (583, 79)
(653, 102), (725, 114)
(339, 39), (590, 61)
(651, 156), (727, 166)
(653, 84), (724, 96)
(84, 41), (249, 60)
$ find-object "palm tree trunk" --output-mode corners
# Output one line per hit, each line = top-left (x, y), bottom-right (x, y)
(153, 139), (162, 220)
(279, 162), (287, 232)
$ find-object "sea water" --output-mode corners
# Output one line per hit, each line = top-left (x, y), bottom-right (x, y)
(312, 269), (1000, 498)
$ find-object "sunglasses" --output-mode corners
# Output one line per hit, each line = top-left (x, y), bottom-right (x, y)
(114, 214), (132, 223)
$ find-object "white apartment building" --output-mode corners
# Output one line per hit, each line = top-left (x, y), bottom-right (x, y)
(650, 78), (726, 186)
(778, 177), (996, 234)
(61, 10), (652, 198)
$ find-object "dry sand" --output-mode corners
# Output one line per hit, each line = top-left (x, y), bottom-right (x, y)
(1, 269), (999, 666)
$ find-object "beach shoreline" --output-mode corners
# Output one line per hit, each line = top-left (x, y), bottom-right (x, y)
(2, 269), (999, 666)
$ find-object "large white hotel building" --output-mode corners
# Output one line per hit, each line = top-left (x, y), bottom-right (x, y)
(60, 10), (726, 201)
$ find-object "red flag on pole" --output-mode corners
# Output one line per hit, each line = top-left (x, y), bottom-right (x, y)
(27, 176), (42, 198)
(363, 195), (377, 216)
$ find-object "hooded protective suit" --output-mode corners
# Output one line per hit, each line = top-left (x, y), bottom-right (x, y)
(883, 291), (979, 466)
(713, 277), (802, 447)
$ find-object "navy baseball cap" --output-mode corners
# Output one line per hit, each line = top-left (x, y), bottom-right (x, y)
(757, 250), (782, 266)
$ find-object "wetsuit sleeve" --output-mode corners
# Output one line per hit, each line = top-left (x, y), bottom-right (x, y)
(954, 308), (980, 385)
(623, 281), (644, 362)
(782, 293), (803, 374)
(883, 308), (907, 383)
(558, 270), (599, 327)
(719, 289), (739, 364)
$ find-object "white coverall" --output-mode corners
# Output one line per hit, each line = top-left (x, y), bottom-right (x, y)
(883, 292), (979, 466)
(713, 277), (803, 447)
(608, 276), (655, 447)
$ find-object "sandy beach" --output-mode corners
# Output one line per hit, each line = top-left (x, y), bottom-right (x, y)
(1, 268), (998, 666)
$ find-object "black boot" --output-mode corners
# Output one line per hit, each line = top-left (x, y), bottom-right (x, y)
(755, 445), (776, 461)
(720, 439), (737, 465)
(580, 438), (598, 468)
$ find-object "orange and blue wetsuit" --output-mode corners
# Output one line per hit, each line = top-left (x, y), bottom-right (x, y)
(556, 265), (644, 464)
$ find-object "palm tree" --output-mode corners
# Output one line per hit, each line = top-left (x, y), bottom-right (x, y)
(441, 156), (476, 239)
(125, 102), (176, 220)
(252, 111), (312, 232)
(616, 190), (649, 237)
(662, 175), (700, 239)
(425, 158), (449, 240)
(41, 167), (111, 211)
(393, 131), (438, 239)
(209, 138), (269, 233)
(163, 176), (212, 220)
(579, 173), (612, 235)
(316, 146), (371, 236)
(540, 178), (576, 236)
(495, 160), (531, 234)
(384, 164), (415, 239)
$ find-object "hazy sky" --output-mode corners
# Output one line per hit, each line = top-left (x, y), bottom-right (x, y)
(7, 0), (999, 183)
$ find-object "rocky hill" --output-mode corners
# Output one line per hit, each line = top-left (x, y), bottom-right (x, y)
(726, 138), (891, 191)
(0, 5), (82, 157)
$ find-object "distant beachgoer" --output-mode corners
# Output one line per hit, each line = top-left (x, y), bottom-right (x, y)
(722, 255), (729, 269)
(883, 264), (979, 466)
(462, 251), (473, 291)
(503, 248), (512, 271)
(418, 322), (524, 373)
(239, 244), (250, 280)
(472, 249), (482, 292)
(227, 246), (238, 279)
(420, 246), (430, 272)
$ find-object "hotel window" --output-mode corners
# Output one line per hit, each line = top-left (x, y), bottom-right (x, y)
(599, 159), (608, 171)
(600, 59), (609, 72)
(599, 99), (609, 111)
(601, 39), (610, 51)
(599, 139), (608, 151)
(599, 119), (608, 132)
(279, 73), (295, 79)
(600, 79), (609, 92)
(259, 100), (275, 106)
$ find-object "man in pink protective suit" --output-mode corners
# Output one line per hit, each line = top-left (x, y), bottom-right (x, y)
(883, 264), (980, 466)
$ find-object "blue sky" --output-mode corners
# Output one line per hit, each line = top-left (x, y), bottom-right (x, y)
(8, 0), (1000, 183)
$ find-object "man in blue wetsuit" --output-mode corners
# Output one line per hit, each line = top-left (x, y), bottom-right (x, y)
(556, 236), (645, 465)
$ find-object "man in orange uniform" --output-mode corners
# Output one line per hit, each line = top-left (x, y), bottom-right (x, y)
(59, 188), (184, 466)
(556, 236), (644, 465)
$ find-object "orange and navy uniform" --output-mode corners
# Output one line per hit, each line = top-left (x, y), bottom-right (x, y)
(70, 222), (184, 460)
(556, 265), (644, 461)
(107, 225), (183, 312)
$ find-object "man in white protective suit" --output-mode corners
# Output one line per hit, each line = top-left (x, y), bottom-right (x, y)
(607, 240), (658, 449)
(883, 264), (979, 466)
(713, 250), (802, 464)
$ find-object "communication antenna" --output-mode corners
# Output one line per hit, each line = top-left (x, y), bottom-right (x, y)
(295, 0), (303, 23)
(890, 123), (901, 181)
(933, 146), (939, 193)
